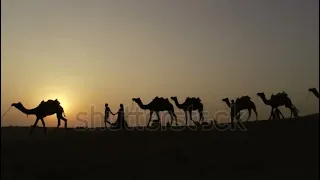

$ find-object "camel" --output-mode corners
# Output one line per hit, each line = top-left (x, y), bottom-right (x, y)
(170, 96), (204, 125)
(257, 92), (299, 120)
(309, 88), (319, 98)
(132, 97), (178, 127)
(11, 99), (67, 134)
(222, 96), (258, 123)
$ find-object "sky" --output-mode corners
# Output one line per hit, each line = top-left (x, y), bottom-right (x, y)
(1, 0), (319, 127)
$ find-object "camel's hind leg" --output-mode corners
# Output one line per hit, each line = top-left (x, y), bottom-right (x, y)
(185, 110), (189, 126)
(55, 118), (61, 132)
(147, 111), (154, 127)
(246, 109), (252, 121)
(155, 112), (161, 126)
(40, 118), (47, 134)
(188, 110), (196, 125)
(30, 118), (40, 135)
(57, 113), (68, 130)
(169, 111), (178, 126)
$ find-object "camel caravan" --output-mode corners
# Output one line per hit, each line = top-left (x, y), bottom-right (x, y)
(9, 88), (319, 134)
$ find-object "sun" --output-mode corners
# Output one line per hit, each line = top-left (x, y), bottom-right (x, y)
(44, 94), (71, 112)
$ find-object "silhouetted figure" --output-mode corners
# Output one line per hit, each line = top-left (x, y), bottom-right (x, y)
(170, 96), (204, 126)
(257, 92), (299, 119)
(132, 97), (178, 127)
(104, 103), (113, 128)
(11, 99), (67, 134)
(111, 104), (128, 129)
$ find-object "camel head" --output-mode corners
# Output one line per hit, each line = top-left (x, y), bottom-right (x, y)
(132, 98), (142, 104)
(222, 97), (229, 103)
(170, 96), (178, 101)
(11, 102), (22, 108)
(11, 102), (22, 107)
(257, 92), (265, 98)
(309, 88), (317, 92)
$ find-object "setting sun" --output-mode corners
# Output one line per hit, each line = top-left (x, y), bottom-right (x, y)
(44, 93), (71, 112)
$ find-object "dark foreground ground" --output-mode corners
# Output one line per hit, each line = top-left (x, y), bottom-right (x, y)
(1, 114), (319, 180)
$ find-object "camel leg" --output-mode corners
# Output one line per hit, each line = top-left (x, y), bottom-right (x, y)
(199, 110), (204, 123)
(174, 113), (178, 126)
(189, 110), (195, 124)
(246, 109), (252, 121)
(271, 109), (275, 119)
(155, 112), (161, 126)
(57, 113), (68, 129)
(40, 118), (47, 134)
(60, 116), (68, 129)
(55, 118), (61, 132)
(235, 113), (241, 122)
(290, 107), (298, 118)
(184, 110), (188, 126)
(288, 107), (293, 118)
(169, 112), (178, 126)
(268, 108), (274, 120)
(254, 110), (258, 121)
(30, 118), (40, 135)
(63, 119), (68, 129)
(147, 111), (154, 127)
(279, 110), (284, 119)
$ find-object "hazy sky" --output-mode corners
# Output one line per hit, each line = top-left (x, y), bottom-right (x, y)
(1, 0), (319, 127)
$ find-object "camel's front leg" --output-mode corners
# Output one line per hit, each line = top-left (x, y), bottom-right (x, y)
(30, 118), (40, 135)
(147, 111), (154, 127)
(185, 110), (190, 126)
(40, 118), (47, 134)
(268, 108), (274, 120)
(198, 110), (204, 123)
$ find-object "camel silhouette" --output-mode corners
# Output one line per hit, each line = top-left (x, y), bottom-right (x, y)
(222, 96), (258, 123)
(309, 88), (319, 98)
(132, 97), (178, 127)
(257, 92), (299, 120)
(11, 99), (67, 134)
(170, 96), (204, 125)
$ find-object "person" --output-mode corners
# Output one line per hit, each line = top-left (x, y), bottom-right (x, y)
(104, 103), (113, 128)
(111, 104), (128, 129)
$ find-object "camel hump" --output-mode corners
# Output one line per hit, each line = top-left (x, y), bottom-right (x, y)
(237, 96), (251, 102)
(152, 96), (168, 104)
(39, 99), (62, 108)
(187, 97), (201, 103)
(274, 92), (288, 98)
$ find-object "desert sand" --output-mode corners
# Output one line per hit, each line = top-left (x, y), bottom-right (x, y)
(1, 114), (319, 180)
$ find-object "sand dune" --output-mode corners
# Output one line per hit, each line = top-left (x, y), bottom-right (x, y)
(1, 114), (319, 179)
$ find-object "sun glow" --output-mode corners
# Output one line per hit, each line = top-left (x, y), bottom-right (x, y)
(44, 94), (71, 112)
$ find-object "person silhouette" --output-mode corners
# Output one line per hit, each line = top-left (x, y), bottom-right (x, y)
(104, 103), (113, 128)
(230, 99), (240, 122)
(111, 104), (128, 129)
